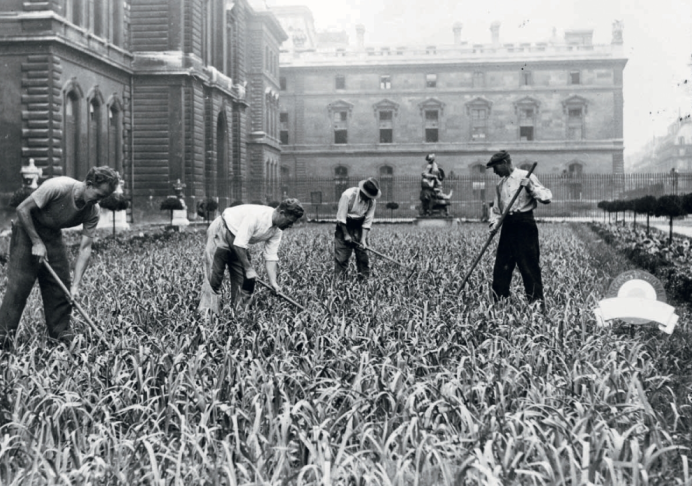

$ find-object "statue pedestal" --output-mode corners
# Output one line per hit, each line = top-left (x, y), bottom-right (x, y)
(171, 209), (190, 227)
(97, 209), (130, 232)
(415, 217), (454, 228)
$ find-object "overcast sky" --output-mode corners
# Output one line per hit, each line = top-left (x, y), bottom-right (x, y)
(266, 0), (692, 159)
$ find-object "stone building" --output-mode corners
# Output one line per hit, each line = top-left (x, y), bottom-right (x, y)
(0, 0), (286, 224)
(628, 115), (692, 172)
(273, 7), (627, 207)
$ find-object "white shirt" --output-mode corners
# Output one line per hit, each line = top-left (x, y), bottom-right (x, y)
(222, 205), (282, 261)
(490, 168), (552, 225)
(336, 187), (377, 229)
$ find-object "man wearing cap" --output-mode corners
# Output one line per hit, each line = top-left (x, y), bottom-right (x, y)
(334, 178), (381, 279)
(486, 150), (552, 307)
(0, 166), (120, 347)
(198, 198), (305, 316)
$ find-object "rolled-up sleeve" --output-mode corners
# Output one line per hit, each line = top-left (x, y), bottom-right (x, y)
(263, 231), (282, 261)
(362, 200), (376, 229)
(529, 175), (552, 203)
(232, 215), (254, 249)
(336, 190), (350, 225)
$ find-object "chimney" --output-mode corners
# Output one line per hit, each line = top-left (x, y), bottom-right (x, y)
(356, 24), (365, 50)
(490, 21), (500, 46)
(453, 22), (463, 45)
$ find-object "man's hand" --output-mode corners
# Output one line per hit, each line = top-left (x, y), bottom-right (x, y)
(32, 242), (48, 264)
(488, 222), (500, 233)
(520, 178), (533, 190)
(245, 267), (258, 280)
(271, 282), (282, 294)
(358, 240), (367, 249)
(70, 285), (80, 301)
(343, 234), (353, 246)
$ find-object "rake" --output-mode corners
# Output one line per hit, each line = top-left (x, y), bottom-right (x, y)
(456, 162), (538, 296)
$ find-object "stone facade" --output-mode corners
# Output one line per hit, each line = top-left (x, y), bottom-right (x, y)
(629, 116), (692, 172)
(0, 0), (286, 225)
(273, 8), (627, 205)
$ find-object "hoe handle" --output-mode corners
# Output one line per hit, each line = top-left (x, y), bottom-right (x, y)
(42, 261), (112, 349)
(257, 279), (306, 312)
(354, 243), (409, 269)
(457, 162), (538, 295)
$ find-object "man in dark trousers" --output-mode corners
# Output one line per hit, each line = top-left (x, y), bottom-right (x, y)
(198, 198), (305, 316)
(334, 178), (381, 279)
(0, 166), (120, 347)
(487, 150), (552, 307)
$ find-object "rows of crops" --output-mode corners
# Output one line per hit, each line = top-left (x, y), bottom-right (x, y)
(0, 223), (690, 484)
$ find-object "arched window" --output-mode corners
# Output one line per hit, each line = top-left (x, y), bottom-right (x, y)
(216, 113), (229, 207)
(334, 166), (349, 200)
(88, 98), (102, 173)
(64, 91), (80, 178)
(108, 103), (122, 174)
(568, 161), (583, 177)
(379, 165), (394, 201)
(281, 165), (290, 198)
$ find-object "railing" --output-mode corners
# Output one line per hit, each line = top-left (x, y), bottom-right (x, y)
(268, 172), (692, 220)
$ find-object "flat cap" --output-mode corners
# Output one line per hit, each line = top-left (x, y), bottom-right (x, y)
(486, 150), (511, 168)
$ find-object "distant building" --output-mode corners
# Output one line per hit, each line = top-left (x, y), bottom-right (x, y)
(272, 7), (627, 204)
(628, 116), (692, 172)
(0, 0), (285, 223)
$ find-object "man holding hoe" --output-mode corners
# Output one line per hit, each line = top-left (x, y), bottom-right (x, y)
(0, 166), (120, 347)
(198, 198), (305, 315)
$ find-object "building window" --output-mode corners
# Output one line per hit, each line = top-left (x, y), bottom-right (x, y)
(378, 110), (393, 143)
(335, 75), (346, 90)
(280, 112), (289, 145)
(471, 108), (487, 140)
(64, 91), (80, 179)
(425, 110), (439, 143)
(333, 111), (348, 144)
(569, 71), (581, 85)
(108, 103), (122, 174)
(281, 166), (290, 197)
(112, 0), (123, 46)
(516, 102), (538, 141)
(379, 165), (394, 201)
(89, 99), (102, 167)
(473, 71), (485, 88)
(426, 74), (437, 88)
(280, 77), (286, 90)
(521, 71), (532, 86)
(568, 107), (584, 139)
(334, 166), (349, 200)
(678, 136), (685, 145)
(94, 0), (104, 37)
(380, 75), (391, 89)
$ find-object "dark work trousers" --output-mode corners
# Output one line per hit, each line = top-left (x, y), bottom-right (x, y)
(0, 222), (72, 338)
(491, 211), (545, 304)
(334, 219), (370, 279)
(198, 217), (253, 314)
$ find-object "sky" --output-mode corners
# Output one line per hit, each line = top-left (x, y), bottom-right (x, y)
(265, 0), (692, 160)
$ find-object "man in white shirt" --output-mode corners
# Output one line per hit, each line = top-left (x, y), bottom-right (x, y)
(487, 150), (552, 307)
(198, 198), (304, 315)
(334, 178), (380, 279)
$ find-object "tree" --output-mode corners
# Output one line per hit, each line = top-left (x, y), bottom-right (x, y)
(196, 198), (219, 223)
(654, 194), (687, 244)
(385, 201), (399, 219)
(100, 193), (130, 236)
(633, 195), (657, 235)
(160, 197), (184, 226)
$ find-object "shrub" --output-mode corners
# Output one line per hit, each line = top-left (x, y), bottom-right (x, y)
(654, 194), (687, 243)
(196, 198), (219, 221)
(160, 197), (184, 225)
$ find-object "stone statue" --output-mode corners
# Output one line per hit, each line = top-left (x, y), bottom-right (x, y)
(419, 153), (453, 216)
(612, 20), (623, 44)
